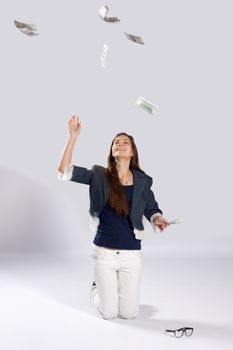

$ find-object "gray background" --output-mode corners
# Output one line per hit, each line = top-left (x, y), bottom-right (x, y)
(1, 2), (233, 350)
(0, 0), (232, 255)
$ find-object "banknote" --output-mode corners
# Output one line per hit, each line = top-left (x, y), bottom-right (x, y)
(99, 4), (120, 22)
(154, 218), (181, 233)
(101, 44), (108, 68)
(169, 218), (181, 225)
(14, 20), (37, 31)
(135, 96), (158, 115)
(124, 32), (144, 45)
(14, 20), (38, 36)
(20, 28), (38, 36)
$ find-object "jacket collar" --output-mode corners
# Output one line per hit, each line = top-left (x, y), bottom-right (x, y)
(132, 168), (146, 179)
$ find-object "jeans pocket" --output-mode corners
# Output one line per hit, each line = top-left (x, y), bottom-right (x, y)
(90, 249), (106, 260)
(121, 251), (141, 263)
(90, 251), (99, 259)
(129, 251), (142, 259)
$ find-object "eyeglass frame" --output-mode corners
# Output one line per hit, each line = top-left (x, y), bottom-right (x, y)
(165, 327), (194, 338)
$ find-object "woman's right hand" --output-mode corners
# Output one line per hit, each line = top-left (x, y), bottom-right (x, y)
(68, 114), (81, 137)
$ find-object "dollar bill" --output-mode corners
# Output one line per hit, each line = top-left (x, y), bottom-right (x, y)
(135, 96), (158, 115)
(124, 32), (144, 45)
(14, 20), (38, 36)
(169, 218), (181, 225)
(153, 218), (181, 234)
(20, 28), (38, 36)
(14, 20), (37, 31)
(101, 44), (108, 68)
(99, 4), (120, 22)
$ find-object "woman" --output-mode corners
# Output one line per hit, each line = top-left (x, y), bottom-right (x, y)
(58, 114), (169, 320)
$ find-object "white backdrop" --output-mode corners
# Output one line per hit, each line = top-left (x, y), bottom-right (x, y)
(0, 0), (232, 255)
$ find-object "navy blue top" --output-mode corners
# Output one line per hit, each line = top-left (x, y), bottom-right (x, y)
(93, 185), (141, 250)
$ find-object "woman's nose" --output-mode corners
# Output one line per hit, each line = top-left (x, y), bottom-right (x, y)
(116, 144), (122, 149)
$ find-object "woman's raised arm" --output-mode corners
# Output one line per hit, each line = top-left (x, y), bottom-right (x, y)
(58, 115), (81, 174)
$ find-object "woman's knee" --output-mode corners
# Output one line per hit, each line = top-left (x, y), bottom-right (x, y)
(101, 310), (118, 320)
(100, 305), (118, 320)
(119, 309), (138, 319)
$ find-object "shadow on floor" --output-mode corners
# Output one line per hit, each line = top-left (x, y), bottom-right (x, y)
(112, 304), (233, 342)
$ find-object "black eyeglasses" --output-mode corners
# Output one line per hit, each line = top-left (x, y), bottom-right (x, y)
(165, 327), (194, 338)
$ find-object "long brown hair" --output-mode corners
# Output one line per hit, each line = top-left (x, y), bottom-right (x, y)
(105, 132), (145, 216)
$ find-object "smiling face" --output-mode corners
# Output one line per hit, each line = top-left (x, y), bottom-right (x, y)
(111, 135), (134, 160)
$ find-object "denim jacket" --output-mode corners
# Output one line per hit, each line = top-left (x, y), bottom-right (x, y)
(59, 164), (163, 240)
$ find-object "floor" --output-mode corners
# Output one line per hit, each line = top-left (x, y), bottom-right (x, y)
(0, 251), (233, 350)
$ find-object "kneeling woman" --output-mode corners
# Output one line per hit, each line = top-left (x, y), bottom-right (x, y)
(58, 115), (169, 319)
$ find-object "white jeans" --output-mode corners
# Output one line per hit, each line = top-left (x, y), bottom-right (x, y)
(91, 244), (142, 320)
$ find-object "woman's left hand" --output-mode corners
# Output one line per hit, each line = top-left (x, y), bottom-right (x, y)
(153, 216), (170, 232)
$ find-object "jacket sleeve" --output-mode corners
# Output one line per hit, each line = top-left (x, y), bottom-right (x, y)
(58, 164), (93, 185)
(70, 165), (93, 185)
(143, 176), (163, 222)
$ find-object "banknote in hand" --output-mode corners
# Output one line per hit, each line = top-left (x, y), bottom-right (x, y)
(169, 218), (181, 225)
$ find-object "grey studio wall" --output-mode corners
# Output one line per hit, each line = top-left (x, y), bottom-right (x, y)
(0, 0), (232, 255)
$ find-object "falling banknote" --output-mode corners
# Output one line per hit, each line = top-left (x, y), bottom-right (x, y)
(14, 20), (38, 36)
(99, 4), (120, 22)
(124, 32), (144, 45)
(101, 44), (108, 68)
(136, 96), (158, 115)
